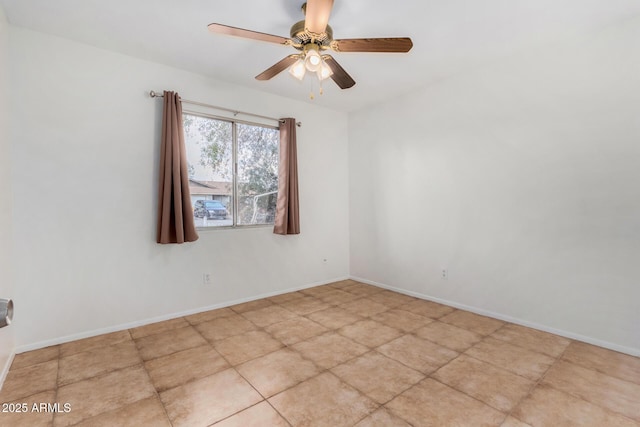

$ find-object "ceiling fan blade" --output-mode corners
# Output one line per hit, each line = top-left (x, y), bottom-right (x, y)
(305, 0), (334, 34)
(323, 55), (355, 89)
(208, 23), (290, 45)
(333, 37), (413, 53)
(255, 55), (300, 81)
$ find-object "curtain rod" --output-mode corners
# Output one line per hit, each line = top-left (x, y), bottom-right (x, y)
(149, 91), (301, 127)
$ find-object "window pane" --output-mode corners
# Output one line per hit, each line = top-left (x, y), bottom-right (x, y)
(237, 123), (279, 225)
(183, 114), (233, 227)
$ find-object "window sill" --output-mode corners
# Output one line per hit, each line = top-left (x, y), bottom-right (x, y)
(195, 223), (274, 231)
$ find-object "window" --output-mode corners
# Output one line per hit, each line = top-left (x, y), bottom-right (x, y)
(183, 113), (279, 228)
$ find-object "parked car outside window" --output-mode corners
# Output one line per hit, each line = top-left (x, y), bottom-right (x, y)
(193, 200), (229, 220)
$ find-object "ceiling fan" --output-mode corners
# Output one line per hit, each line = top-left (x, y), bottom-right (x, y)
(208, 0), (413, 90)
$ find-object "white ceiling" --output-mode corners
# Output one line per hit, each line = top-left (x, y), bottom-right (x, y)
(2, 0), (640, 112)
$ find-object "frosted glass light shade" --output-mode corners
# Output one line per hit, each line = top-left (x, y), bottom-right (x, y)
(305, 49), (322, 72)
(318, 60), (333, 80)
(289, 59), (306, 80)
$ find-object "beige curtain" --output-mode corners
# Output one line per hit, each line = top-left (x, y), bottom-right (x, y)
(156, 91), (199, 244)
(273, 118), (300, 235)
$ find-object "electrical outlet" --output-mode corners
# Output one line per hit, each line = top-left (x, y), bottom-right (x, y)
(203, 273), (212, 285)
(441, 269), (448, 280)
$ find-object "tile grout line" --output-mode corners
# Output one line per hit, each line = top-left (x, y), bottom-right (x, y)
(425, 352), (521, 420)
(134, 323), (177, 427)
(380, 322), (572, 425)
(498, 335), (573, 425)
(558, 357), (640, 388)
(180, 311), (283, 425)
(460, 349), (542, 384)
(457, 322), (573, 380)
(0, 357), (56, 415)
(218, 288), (399, 425)
(201, 291), (387, 426)
(61, 330), (153, 427)
(327, 347), (426, 402)
(459, 335), (553, 383)
(425, 375), (512, 422)
(133, 290), (368, 412)
(51, 345), (62, 427)
(228, 366), (295, 427)
(484, 322), (571, 360)
(291, 305), (437, 425)
(265, 398), (295, 427)
(536, 344), (640, 423)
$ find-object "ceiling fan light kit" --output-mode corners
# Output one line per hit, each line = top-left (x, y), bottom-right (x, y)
(289, 44), (334, 82)
(304, 48), (322, 72)
(318, 61), (333, 81)
(289, 58), (307, 81)
(207, 0), (413, 96)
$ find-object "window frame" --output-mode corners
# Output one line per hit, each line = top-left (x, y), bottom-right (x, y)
(183, 109), (280, 230)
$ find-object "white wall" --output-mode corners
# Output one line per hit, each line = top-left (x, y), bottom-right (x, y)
(0, 5), (16, 381)
(349, 18), (640, 355)
(9, 27), (349, 350)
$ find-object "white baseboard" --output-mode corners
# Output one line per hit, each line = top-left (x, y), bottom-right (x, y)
(0, 351), (15, 392)
(15, 275), (349, 354)
(350, 275), (640, 358)
(18, 273), (637, 358)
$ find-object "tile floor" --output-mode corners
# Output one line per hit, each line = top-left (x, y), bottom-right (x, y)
(1, 280), (640, 426)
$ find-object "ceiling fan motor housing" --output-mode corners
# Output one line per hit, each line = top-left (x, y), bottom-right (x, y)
(290, 20), (333, 50)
